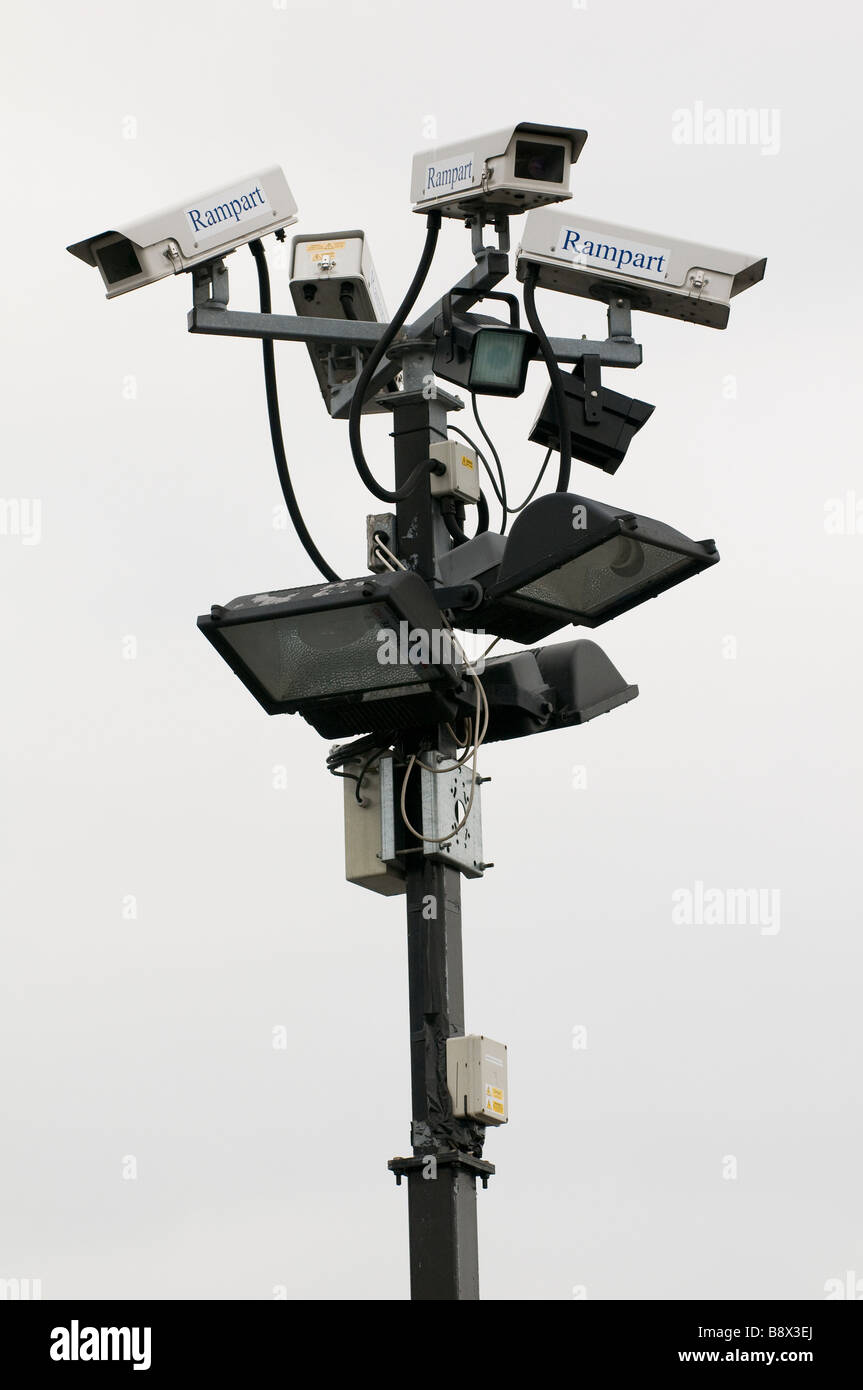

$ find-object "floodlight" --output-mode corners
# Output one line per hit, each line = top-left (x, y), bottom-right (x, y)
(529, 361), (655, 474)
(198, 572), (466, 738)
(433, 315), (538, 397)
(476, 640), (638, 743)
(443, 492), (719, 643)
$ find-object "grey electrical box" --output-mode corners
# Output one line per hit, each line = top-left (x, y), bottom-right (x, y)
(446, 1034), (508, 1125)
(342, 752), (405, 896)
(429, 440), (481, 504)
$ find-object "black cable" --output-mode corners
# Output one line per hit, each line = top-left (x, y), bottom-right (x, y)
(523, 267), (572, 493)
(249, 240), (341, 583)
(471, 395), (508, 528)
(354, 749), (383, 804)
(326, 732), (383, 770)
(509, 448), (554, 513)
(447, 425), (506, 534)
(450, 422), (552, 520)
(341, 283), (399, 392)
(339, 283), (357, 319)
(441, 491), (489, 546)
(348, 213), (443, 504)
(328, 747), (385, 804)
(441, 503), (468, 546)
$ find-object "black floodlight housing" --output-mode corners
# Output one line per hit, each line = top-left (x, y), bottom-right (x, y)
(472, 640), (638, 744)
(440, 493), (719, 644)
(198, 572), (466, 739)
(529, 359), (655, 475)
(434, 313), (539, 398)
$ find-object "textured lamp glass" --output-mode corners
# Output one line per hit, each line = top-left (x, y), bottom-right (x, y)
(218, 604), (421, 705)
(448, 492), (720, 644)
(198, 572), (463, 737)
(469, 329), (532, 392)
(513, 536), (690, 620)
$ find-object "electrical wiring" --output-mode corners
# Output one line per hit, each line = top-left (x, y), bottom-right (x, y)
(399, 687), (486, 843)
(413, 719), (476, 772)
(398, 614), (490, 845)
(354, 748), (384, 804)
(449, 426), (553, 526)
(371, 532), (399, 571)
(447, 424), (506, 533)
(347, 212), (443, 504)
(440, 492), (489, 546)
(369, 534), (488, 841)
(522, 265), (572, 493)
(248, 239), (341, 583)
(470, 395), (508, 526)
(508, 447), (553, 513)
(329, 746), (388, 805)
(446, 716), (472, 747)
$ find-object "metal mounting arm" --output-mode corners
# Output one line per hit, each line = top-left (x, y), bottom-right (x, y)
(185, 249), (643, 424)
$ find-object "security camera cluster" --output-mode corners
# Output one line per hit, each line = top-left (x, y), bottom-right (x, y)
(66, 118), (766, 732)
(65, 123), (768, 802)
(67, 123), (767, 1292)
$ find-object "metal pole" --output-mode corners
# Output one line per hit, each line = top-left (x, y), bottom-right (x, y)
(385, 345), (491, 1300)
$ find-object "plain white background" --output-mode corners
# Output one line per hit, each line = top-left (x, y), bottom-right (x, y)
(1, 0), (861, 1299)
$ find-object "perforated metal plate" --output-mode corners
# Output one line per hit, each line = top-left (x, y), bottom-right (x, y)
(420, 757), (484, 878)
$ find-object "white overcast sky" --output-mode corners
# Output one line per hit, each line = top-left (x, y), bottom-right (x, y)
(1, 0), (861, 1299)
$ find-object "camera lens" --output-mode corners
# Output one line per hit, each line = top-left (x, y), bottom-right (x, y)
(514, 141), (566, 184)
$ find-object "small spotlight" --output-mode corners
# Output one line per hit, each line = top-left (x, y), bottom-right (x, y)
(529, 360), (654, 474)
(198, 572), (465, 738)
(434, 315), (538, 397)
(442, 492), (719, 643)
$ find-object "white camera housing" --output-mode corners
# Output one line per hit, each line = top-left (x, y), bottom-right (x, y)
(67, 166), (298, 299)
(517, 208), (766, 328)
(289, 229), (395, 414)
(289, 229), (387, 323)
(411, 123), (587, 219)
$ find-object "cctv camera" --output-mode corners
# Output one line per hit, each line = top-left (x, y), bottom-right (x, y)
(517, 209), (766, 328)
(289, 229), (387, 323)
(411, 123), (587, 219)
(67, 166), (298, 299)
(288, 229), (394, 413)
